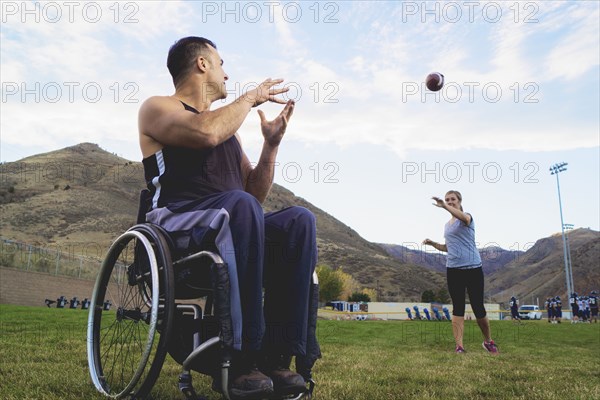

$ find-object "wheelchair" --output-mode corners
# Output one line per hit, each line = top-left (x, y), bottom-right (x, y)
(87, 192), (320, 400)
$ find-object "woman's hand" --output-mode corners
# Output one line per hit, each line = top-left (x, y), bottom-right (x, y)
(431, 196), (446, 208)
(422, 238), (447, 252)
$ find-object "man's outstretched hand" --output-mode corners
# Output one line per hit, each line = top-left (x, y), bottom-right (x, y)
(246, 78), (289, 107)
(258, 100), (295, 147)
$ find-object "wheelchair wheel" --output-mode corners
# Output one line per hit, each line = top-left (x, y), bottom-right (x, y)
(87, 224), (175, 399)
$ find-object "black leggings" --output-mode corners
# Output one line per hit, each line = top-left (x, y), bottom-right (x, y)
(447, 267), (487, 318)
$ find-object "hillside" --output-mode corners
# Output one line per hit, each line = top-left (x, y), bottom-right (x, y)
(0, 143), (445, 301)
(379, 243), (523, 275)
(381, 229), (599, 303)
(1, 143), (140, 244)
(486, 229), (600, 302)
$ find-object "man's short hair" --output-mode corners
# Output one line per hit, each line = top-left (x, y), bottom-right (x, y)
(167, 37), (217, 87)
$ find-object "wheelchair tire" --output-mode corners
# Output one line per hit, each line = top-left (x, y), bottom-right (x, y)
(87, 224), (175, 399)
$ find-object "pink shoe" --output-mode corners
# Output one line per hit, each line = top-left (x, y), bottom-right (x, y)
(455, 345), (466, 353)
(482, 340), (499, 354)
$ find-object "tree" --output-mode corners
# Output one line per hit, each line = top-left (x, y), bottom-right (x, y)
(335, 267), (360, 300)
(436, 288), (450, 303)
(348, 292), (371, 302)
(362, 288), (377, 302)
(316, 265), (343, 302)
(421, 289), (436, 302)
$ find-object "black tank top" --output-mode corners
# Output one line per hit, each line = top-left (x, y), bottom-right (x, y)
(142, 101), (244, 209)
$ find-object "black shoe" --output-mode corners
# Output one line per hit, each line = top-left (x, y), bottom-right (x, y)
(230, 367), (274, 399)
(263, 354), (306, 396)
(212, 358), (274, 400)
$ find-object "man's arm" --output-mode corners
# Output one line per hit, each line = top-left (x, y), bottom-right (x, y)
(240, 139), (279, 203)
(139, 95), (251, 155)
(241, 100), (295, 203)
(139, 79), (289, 158)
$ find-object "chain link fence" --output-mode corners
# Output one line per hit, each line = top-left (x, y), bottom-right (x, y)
(1, 238), (104, 280)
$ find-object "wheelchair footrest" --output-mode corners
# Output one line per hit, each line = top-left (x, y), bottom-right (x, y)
(178, 372), (207, 400)
(269, 381), (314, 400)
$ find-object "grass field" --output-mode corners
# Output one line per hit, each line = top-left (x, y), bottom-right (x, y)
(0, 304), (599, 400)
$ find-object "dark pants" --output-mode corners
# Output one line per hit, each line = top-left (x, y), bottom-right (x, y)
(511, 307), (519, 318)
(446, 267), (487, 318)
(146, 190), (317, 355)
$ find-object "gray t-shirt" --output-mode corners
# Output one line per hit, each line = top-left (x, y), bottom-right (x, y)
(444, 213), (482, 268)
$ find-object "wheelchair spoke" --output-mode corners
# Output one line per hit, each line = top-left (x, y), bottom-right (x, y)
(107, 321), (129, 383)
(102, 315), (146, 394)
(99, 318), (119, 358)
(101, 310), (153, 394)
(105, 320), (123, 390)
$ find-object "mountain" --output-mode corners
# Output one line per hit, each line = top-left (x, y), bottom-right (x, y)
(486, 229), (600, 303)
(381, 229), (599, 303)
(0, 143), (141, 244)
(379, 243), (523, 274)
(0, 143), (445, 301)
(378, 243), (446, 272)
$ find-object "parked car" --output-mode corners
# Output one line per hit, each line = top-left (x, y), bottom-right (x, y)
(518, 305), (542, 320)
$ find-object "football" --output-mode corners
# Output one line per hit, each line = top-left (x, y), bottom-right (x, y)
(425, 72), (444, 92)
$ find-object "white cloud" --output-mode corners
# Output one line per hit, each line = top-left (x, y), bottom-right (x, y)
(272, 8), (307, 60)
(544, 6), (600, 81)
(1, 100), (138, 149)
(114, 1), (195, 43)
(1, 0), (598, 164)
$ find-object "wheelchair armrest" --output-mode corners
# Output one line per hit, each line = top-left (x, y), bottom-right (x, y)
(172, 251), (224, 267)
(137, 189), (151, 224)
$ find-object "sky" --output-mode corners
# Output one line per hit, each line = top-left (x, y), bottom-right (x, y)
(1, 1), (599, 253)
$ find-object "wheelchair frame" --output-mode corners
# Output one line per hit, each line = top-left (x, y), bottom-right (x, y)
(87, 222), (315, 400)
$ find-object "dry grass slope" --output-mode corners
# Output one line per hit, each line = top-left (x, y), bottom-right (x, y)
(1, 143), (444, 301)
(486, 229), (600, 300)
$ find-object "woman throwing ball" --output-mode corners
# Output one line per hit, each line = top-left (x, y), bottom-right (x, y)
(423, 190), (499, 354)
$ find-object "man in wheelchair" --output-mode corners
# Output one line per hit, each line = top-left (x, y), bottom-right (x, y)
(137, 37), (318, 399)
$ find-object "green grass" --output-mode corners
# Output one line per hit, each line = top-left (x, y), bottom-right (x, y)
(1, 304), (599, 400)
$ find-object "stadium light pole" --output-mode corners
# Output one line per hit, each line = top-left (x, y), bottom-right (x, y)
(550, 162), (572, 297)
(563, 223), (575, 293)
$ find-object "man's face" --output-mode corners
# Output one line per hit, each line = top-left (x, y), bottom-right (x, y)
(204, 45), (229, 101)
